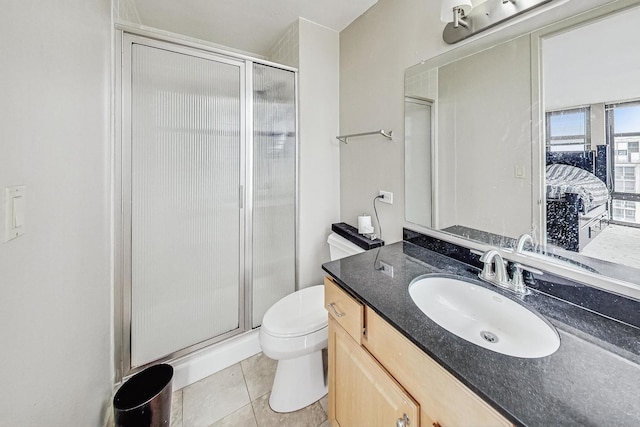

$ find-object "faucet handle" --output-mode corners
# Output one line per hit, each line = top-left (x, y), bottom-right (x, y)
(509, 263), (543, 295)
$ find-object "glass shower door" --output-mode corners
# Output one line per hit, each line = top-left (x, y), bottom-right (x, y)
(251, 64), (297, 327)
(127, 39), (245, 368)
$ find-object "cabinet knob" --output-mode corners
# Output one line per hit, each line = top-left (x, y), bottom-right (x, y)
(432, 422), (442, 427)
(396, 413), (410, 427)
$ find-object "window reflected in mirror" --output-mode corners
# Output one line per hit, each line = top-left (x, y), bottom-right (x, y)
(546, 107), (590, 152)
(607, 101), (640, 226)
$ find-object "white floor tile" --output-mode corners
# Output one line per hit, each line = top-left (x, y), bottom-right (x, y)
(182, 363), (250, 427)
(240, 352), (277, 401)
(209, 404), (257, 427)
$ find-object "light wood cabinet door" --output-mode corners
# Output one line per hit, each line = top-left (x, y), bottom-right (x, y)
(328, 317), (419, 427)
(364, 307), (512, 427)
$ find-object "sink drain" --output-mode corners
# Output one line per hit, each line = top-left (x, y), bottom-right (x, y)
(480, 330), (499, 344)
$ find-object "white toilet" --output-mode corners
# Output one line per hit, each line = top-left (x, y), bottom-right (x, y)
(259, 232), (364, 413)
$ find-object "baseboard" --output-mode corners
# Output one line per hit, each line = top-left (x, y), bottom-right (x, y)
(171, 329), (262, 391)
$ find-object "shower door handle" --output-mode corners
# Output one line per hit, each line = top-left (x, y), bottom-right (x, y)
(239, 185), (244, 209)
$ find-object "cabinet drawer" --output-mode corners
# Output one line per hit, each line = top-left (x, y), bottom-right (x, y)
(324, 277), (364, 344)
(364, 307), (513, 427)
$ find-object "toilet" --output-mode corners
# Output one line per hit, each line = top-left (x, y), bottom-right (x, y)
(259, 232), (364, 413)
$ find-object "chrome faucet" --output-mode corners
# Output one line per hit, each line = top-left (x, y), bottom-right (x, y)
(479, 250), (508, 285)
(479, 249), (540, 296)
(515, 233), (533, 253)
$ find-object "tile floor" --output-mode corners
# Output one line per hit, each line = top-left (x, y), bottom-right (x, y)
(169, 352), (329, 427)
(581, 223), (640, 270)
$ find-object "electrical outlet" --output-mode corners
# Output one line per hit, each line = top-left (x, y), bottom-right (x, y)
(379, 261), (394, 277)
(379, 190), (393, 204)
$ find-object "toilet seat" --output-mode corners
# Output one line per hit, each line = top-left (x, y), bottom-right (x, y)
(261, 285), (327, 338)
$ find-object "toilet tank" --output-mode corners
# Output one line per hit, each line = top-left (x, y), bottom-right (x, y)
(327, 233), (365, 261)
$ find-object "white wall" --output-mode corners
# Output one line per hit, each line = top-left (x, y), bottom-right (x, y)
(544, 5), (640, 110)
(340, 0), (445, 244)
(297, 19), (341, 287)
(438, 35), (533, 238)
(0, 1), (113, 425)
(268, 21), (300, 68)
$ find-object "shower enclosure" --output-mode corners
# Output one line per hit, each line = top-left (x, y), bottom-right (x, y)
(116, 32), (297, 376)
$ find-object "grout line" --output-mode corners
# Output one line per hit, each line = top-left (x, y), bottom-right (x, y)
(238, 357), (260, 426)
(249, 398), (260, 427)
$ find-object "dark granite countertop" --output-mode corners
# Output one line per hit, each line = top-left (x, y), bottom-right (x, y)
(322, 241), (640, 427)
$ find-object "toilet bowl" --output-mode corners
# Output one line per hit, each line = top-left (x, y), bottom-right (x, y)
(259, 232), (364, 413)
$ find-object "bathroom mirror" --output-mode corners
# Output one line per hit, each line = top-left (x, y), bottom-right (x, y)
(404, 0), (640, 289)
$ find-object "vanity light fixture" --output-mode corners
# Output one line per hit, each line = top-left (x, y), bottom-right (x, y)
(441, 0), (554, 44)
(440, 0), (473, 29)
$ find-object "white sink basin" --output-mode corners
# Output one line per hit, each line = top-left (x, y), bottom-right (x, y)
(409, 276), (560, 358)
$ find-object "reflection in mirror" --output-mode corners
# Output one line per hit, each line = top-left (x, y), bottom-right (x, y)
(404, 34), (535, 245)
(405, 96), (434, 228)
(404, 1), (640, 288)
(542, 5), (640, 271)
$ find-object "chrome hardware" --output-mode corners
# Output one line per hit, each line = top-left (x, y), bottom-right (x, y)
(479, 249), (508, 285)
(396, 413), (410, 427)
(510, 263), (544, 296)
(510, 263), (531, 295)
(443, 0), (553, 45)
(336, 129), (393, 144)
(479, 249), (542, 296)
(515, 233), (533, 253)
(327, 303), (345, 317)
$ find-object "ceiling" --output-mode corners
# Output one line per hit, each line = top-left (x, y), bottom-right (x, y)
(131, 0), (379, 57)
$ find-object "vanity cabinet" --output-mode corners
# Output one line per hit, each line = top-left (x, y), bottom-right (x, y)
(324, 277), (513, 427)
(326, 277), (418, 426)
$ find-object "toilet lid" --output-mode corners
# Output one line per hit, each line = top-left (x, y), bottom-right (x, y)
(261, 285), (328, 338)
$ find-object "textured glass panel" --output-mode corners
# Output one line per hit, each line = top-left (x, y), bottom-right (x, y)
(130, 44), (242, 367)
(252, 64), (296, 327)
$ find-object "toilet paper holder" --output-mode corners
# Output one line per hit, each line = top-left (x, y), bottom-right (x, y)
(358, 214), (375, 238)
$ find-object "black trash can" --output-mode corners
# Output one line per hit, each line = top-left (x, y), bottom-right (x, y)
(113, 363), (173, 427)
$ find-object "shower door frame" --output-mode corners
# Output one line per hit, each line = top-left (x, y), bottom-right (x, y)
(114, 27), (299, 381)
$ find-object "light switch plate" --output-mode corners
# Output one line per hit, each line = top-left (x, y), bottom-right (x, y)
(4, 185), (26, 242)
